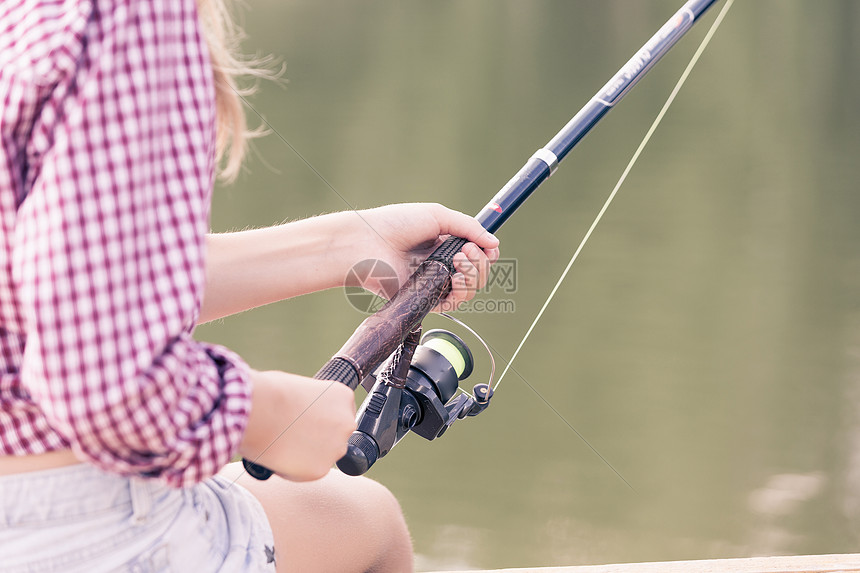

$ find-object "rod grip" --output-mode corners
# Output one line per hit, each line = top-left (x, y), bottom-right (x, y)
(243, 236), (468, 481)
(427, 236), (469, 272)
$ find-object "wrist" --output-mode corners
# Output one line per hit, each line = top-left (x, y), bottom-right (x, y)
(239, 370), (284, 461)
(323, 209), (383, 270)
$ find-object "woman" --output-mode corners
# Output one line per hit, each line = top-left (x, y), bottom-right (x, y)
(0, 1), (499, 571)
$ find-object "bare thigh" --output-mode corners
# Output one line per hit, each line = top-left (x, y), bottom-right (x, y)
(219, 463), (413, 573)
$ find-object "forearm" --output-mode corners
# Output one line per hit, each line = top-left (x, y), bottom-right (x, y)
(200, 211), (371, 323)
(239, 368), (356, 481)
(200, 203), (501, 323)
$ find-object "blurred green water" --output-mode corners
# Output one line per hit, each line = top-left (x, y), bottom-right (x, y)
(196, 1), (860, 569)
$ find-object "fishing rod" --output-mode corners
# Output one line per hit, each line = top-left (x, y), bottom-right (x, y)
(244, 0), (723, 480)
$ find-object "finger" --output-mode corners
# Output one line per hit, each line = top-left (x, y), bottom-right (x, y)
(429, 204), (499, 252)
(450, 255), (477, 302)
(433, 242), (494, 314)
(449, 271), (471, 306)
(433, 272), (467, 313)
(459, 242), (491, 291)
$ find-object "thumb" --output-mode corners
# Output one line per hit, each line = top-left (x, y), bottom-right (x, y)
(429, 204), (499, 252)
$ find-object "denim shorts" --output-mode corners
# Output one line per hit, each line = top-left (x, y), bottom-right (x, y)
(0, 463), (276, 572)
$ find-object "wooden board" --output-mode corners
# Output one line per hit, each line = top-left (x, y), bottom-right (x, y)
(430, 553), (860, 573)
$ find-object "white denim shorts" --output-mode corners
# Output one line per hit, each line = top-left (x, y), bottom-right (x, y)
(0, 463), (276, 572)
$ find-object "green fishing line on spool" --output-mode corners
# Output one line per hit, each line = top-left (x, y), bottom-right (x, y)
(421, 330), (473, 380)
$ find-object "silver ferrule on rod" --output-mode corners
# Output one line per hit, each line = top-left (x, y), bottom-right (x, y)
(531, 148), (559, 176)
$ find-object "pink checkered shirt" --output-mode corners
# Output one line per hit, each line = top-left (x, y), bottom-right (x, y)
(0, 0), (252, 487)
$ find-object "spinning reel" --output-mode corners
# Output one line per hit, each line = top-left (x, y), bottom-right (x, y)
(337, 326), (493, 476)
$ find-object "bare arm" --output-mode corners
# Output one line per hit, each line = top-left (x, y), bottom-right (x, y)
(200, 212), (366, 323)
(240, 369), (357, 481)
(199, 204), (500, 324)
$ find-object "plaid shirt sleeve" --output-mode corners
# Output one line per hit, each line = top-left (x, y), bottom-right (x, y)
(10, 0), (252, 487)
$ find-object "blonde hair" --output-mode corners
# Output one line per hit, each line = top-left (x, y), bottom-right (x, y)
(196, 0), (274, 182)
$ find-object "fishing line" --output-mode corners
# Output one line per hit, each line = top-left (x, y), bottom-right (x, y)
(438, 312), (496, 398)
(494, 0), (735, 391)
